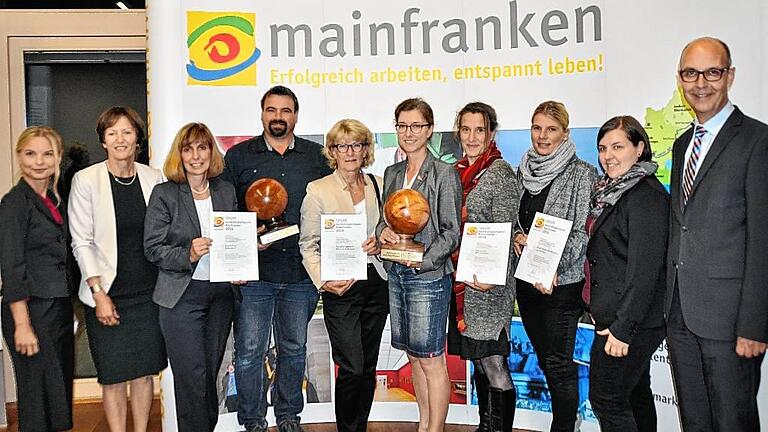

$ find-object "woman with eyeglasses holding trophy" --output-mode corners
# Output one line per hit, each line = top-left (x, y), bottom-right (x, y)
(376, 98), (462, 432)
(299, 119), (389, 432)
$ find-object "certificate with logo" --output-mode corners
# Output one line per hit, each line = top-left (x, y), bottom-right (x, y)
(321, 214), (368, 281)
(209, 212), (259, 282)
(514, 212), (573, 290)
(455, 222), (513, 286)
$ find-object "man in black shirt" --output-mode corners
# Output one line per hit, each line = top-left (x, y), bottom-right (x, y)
(222, 86), (332, 432)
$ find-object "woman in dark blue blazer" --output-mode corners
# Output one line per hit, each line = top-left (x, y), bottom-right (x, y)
(144, 123), (238, 432)
(0, 126), (73, 431)
(585, 116), (669, 432)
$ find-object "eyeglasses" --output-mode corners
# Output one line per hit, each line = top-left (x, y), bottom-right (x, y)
(395, 123), (431, 134)
(332, 142), (368, 153)
(678, 67), (731, 83)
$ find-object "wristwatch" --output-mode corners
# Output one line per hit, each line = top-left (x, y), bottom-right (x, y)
(90, 283), (103, 294)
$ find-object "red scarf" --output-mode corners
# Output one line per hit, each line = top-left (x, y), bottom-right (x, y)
(451, 142), (502, 333)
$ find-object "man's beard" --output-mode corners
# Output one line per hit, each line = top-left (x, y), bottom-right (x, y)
(268, 120), (288, 138)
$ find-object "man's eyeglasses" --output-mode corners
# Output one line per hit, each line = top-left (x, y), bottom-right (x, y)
(395, 123), (431, 134)
(678, 67), (731, 83)
(332, 142), (368, 153)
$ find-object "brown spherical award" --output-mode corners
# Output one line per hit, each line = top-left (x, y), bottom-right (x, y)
(380, 189), (431, 264)
(245, 178), (298, 243)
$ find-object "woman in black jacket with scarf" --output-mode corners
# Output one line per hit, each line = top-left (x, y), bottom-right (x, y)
(585, 115), (669, 432)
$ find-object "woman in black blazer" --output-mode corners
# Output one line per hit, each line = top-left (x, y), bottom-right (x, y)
(0, 126), (73, 431)
(144, 123), (238, 432)
(585, 116), (669, 432)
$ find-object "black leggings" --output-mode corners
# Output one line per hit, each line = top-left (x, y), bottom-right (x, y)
(473, 355), (513, 390)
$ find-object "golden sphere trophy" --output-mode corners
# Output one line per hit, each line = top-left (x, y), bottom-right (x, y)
(380, 189), (430, 264)
(245, 178), (299, 243)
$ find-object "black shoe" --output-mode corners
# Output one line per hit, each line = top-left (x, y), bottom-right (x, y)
(474, 372), (491, 432)
(489, 387), (516, 432)
(278, 419), (304, 432)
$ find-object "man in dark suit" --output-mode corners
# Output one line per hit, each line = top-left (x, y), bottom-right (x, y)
(666, 37), (768, 431)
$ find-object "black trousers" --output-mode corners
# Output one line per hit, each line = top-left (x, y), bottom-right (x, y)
(2, 297), (74, 432)
(589, 326), (664, 432)
(159, 280), (235, 432)
(322, 265), (389, 432)
(516, 281), (582, 432)
(666, 288), (764, 432)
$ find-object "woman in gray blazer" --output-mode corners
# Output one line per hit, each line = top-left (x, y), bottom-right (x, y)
(513, 101), (598, 432)
(144, 123), (238, 432)
(377, 98), (462, 432)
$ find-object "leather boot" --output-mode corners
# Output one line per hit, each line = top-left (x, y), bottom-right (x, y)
(489, 387), (516, 432)
(474, 372), (491, 432)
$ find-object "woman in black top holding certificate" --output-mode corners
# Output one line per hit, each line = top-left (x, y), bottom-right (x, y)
(446, 102), (519, 432)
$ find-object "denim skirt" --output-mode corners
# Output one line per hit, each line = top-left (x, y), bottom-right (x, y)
(387, 263), (452, 358)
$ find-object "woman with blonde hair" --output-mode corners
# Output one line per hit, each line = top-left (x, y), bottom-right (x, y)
(69, 106), (166, 432)
(513, 101), (598, 432)
(299, 119), (388, 432)
(1, 126), (74, 431)
(144, 122), (238, 432)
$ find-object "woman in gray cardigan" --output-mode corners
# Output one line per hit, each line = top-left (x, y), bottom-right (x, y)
(446, 102), (519, 432)
(513, 101), (598, 432)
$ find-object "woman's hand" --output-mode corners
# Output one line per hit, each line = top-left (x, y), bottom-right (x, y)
(94, 292), (120, 326)
(362, 235), (380, 256)
(467, 274), (494, 292)
(14, 323), (39, 356)
(533, 273), (558, 295)
(513, 232), (527, 256)
(190, 237), (212, 262)
(597, 328), (629, 357)
(379, 227), (401, 245)
(321, 280), (356, 296)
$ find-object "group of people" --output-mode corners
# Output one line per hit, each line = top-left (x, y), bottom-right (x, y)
(0, 36), (765, 432)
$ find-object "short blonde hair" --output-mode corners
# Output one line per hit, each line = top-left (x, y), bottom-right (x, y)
(323, 119), (376, 170)
(163, 122), (224, 183)
(532, 100), (569, 130)
(16, 126), (64, 206)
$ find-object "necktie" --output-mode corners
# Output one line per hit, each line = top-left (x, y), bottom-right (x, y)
(682, 125), (706, 206)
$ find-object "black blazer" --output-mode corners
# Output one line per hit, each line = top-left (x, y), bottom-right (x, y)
(667, 107), (768, 342)
(144, 177), (238, 308)
(0, 180), (71, 303)
(586, 175), (669, 344)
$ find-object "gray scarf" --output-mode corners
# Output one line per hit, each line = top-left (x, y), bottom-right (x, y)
(589, 161), (658, 220)
(519, 136), (577, 195)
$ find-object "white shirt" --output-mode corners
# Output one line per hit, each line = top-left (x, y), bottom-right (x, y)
(684, 101), (735, 182)
(192, 196), (212, 281)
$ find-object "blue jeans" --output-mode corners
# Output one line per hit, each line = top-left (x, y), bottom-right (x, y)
(388, 263), (452, 358)
(234, 279), (319, 428)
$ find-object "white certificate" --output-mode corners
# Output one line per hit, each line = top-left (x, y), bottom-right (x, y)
(320, 213), (368, 281)
(514, 212), (573, 290)
(209, 212), (259, 282)
(455, 222), (513, 286)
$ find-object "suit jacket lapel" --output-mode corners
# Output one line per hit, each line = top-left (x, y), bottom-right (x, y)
(21, 180), (64, 229)
(689, 109), (742, 197)
(591, 202), (617, 237)
(671, 127), (691, 217)
(409, 152), (433, 192)
(180, 183), (202, 237)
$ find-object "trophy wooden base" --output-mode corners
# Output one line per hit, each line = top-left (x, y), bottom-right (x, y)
(260, 224), (299, 244)
(381, 238), (425, 264)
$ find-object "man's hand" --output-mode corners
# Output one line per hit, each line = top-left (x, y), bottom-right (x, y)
(597, 328), (629, 357)
(257, 225), (273, 251)
(736, 337), (767, 358)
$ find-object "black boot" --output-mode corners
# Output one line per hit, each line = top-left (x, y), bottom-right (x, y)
(474, 372), (491, 432)
(489, 387), (517, 432)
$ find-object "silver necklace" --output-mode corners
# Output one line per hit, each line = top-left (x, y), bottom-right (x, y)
(111, 172), (137, 186)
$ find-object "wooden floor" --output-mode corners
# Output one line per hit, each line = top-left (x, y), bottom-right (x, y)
(1, 400), (532, 431)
